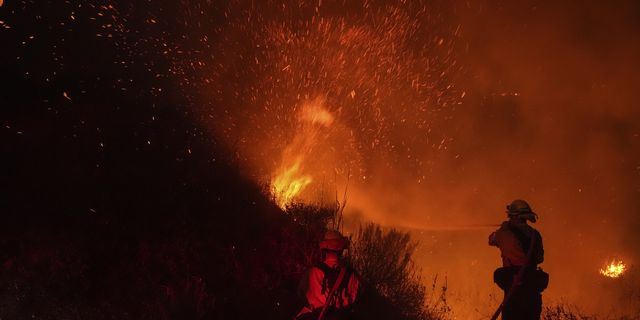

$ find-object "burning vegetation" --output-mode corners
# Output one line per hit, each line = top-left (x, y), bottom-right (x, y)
(271, 157), (313, 209)
(600, 260), (627, 279)
(270, 98), (336, 209)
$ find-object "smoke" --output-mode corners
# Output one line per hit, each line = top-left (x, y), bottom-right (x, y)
(340, 1), (640, 317)
(185, 0), (640, 317)
(197, 0), (461, 178)
(451, 1), (640, 315)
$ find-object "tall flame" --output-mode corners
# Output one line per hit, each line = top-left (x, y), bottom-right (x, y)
(271, 157), (312, 209)
(600, 260), (626, 278)
(270, 98), (334, 210)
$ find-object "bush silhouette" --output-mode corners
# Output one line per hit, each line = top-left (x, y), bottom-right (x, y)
(350, 223), (438, 320)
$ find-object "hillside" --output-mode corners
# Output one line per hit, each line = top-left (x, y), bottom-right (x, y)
(1, 55), (416, 319)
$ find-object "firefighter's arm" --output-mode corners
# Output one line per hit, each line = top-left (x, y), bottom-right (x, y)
(306, 267), (326, 309)
(489, 222), (510, 246)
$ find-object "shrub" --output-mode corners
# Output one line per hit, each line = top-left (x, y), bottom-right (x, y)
(349, 223), (444, 320)
(542, 304), (595, 320)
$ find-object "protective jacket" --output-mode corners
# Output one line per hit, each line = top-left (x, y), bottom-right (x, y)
(489, 221), (544, 267)
(297, 256), (360, 319)
(489, 220), (547, 320)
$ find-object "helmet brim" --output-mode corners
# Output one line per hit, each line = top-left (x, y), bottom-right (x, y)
(507, 211), (538, 223)
(320, 238), (349, 251)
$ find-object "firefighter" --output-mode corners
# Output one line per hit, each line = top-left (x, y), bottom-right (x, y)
(295, 230), (360, 320)
(489, 199), (548, 320)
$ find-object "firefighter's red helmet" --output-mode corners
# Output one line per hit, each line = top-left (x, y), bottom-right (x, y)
(319, 230), (349, 251)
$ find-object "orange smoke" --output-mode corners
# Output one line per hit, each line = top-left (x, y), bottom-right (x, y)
(197, 1), (640, 317)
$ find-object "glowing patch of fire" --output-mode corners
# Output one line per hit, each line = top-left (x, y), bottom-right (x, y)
(600, 260), (626, 278)
(271, 158), (312, 210)
(270, 99), (334, 210)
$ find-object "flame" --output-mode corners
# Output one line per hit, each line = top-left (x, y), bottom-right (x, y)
(299, 100), (334, 126)
(270, 98), (336, 210)
(271, 157), (312, 209)
(599, 260), (627, 278)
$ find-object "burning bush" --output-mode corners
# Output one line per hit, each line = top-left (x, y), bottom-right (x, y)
(600, 260), (627, 279)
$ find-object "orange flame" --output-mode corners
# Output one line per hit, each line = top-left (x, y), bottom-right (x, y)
(271, 157), (312, 209)
(270, 98), (334, 209)
(600, 260), (626, 278)
(299, 102), (334, 126)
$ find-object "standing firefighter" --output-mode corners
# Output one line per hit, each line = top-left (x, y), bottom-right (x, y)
(489, 199), (549, 320)
(296, 230), (360, 320)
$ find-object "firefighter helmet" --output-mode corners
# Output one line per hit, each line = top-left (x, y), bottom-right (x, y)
(319, 230), (349, 251)
(506, 199), (538, 222)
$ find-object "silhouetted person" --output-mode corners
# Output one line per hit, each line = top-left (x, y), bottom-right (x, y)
(295, 230), (360, 320)
(489, 199), (548, 320)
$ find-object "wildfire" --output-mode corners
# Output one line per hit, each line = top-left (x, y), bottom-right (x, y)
(600, 260), (627, 278)
(270, 99), (336, 210)
(299, 101), (334, 126)
(271, 157), (312, 210)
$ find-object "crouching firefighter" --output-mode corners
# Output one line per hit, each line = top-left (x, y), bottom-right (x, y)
(295, 230), (360, 320)
(489, 199), (549, 320)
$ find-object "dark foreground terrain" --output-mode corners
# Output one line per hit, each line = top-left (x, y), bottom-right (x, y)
(0, 3), (412, 319)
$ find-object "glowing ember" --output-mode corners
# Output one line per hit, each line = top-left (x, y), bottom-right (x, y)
(271, 157), (312, 210)
(600, 260), (627, 278)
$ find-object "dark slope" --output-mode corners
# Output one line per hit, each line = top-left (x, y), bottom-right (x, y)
(0, 65), (417, 320)
(0, 2), (413, 318)
(1, 67), (308, 319)
(1, 66), (407, 320)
